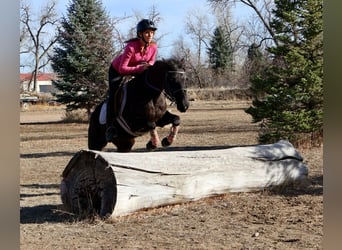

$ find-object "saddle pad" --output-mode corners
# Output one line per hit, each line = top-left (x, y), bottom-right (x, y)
(99, 102), (107, 125)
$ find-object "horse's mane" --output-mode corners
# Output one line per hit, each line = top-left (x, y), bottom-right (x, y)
(153, 58), (185, 71)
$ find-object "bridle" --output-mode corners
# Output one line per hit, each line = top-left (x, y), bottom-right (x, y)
(163, 71), (186, 102)
(144, 69), (187, 102)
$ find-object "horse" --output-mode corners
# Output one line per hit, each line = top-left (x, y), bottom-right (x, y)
(88, 58), (190, 152)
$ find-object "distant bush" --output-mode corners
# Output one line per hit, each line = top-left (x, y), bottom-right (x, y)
(62, 110), (88, 123)
(187, 88), (253, 101)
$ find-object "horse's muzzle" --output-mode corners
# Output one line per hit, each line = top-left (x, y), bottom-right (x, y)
(177, 99), (189, 113)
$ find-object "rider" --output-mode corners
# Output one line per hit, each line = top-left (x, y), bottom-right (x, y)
(106, 19), (158, 142)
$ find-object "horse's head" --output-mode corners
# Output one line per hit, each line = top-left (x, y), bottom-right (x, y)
(160, 58), (190, 113)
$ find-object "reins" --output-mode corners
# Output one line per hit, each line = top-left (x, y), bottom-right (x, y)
(144, 68), (186, 102)
(144, 71), (161, 93)
(163, 71), (186, 102)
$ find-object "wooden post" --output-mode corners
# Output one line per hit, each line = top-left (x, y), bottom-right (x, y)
(60, 140), (308, 218)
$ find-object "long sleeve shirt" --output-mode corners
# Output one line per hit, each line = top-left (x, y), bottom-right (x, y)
(112, 39), (157, 75)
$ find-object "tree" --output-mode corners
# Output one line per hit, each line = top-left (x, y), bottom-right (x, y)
(244, 43), (268, 78)
(207, 26), (233, 73)
(185, 9), (213, 88)
(245, 0), (323, 147)
(50, 0), (115, 117)
(20, 0), (59, 92)
(208, 0), (277, 47)
(185, 9), (212, 66)
(127, 5), (165, 49)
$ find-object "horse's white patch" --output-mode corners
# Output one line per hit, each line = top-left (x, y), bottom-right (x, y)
(99, 102), (107, 125)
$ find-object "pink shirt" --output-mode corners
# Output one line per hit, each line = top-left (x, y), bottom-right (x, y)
(112, 39), (158, 75)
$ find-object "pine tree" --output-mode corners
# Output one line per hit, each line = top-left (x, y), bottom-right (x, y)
(50, 0), (115, 116)
(244, 43), (267, 79)
(247, 43), (264, 71)
(245, 0), (323, 147)
(207, 26), (233, 73)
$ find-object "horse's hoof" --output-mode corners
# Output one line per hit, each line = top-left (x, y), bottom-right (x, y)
(146, 141), (157, 151)
(161, 137), (172, 147)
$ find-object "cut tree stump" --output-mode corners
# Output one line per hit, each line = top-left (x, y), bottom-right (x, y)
(60, 140), (308, 218)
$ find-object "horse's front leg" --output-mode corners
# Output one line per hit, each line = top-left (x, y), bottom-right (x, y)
(146, 129), (160, 151)
(162, 125), (179, 147)
(156, 111), (181, 147)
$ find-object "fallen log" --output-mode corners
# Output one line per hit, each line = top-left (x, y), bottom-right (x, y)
(60, 140), (308, 218)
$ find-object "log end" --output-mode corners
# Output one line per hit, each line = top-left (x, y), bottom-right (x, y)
(60, 150), (117, 218)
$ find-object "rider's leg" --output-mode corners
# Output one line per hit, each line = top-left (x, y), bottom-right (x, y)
(106, 66), (122, 142)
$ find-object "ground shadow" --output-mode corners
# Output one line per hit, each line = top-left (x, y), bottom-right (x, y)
(20, 183), (77, 223)
(20, 121), (88, 125)
(131, 144), (258, 152)
(20, 121), (64, 125)
(268, 175), (323, 197)
(20, 184), (61, 199)
(20, 204), (76, 224)
(20, 151), (76, 159)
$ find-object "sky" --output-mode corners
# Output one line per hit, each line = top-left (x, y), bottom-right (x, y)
(22, 0), (253, 72)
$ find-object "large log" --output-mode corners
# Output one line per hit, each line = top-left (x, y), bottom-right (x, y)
(60, 140), (308, 218)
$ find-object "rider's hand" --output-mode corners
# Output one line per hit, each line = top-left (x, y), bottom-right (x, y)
(140, 62), (151, 70)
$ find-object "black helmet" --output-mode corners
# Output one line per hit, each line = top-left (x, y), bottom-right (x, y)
(136, 19), (157, 36)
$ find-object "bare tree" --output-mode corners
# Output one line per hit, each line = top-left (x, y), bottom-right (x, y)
(170, 36), (204, 88)
(20, 0), (59, 92)
(114, 4), (167, 54)
(170, 36), (190, 61)
(212, 4), (244, 71)
(208, 0), (277, 47)
(185, 9), (213, 66)
(110, 15), (132, 53)
(184, 8), (213, 88)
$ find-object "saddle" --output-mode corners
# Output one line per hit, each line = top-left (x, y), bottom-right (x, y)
(99, 83), (126, 125)
(99, 76), (144, 137)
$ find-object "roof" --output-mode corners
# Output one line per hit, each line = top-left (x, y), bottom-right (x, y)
(20, 73), (57, 82)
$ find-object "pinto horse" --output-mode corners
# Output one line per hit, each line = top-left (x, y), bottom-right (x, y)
(88, 58), (190, 152)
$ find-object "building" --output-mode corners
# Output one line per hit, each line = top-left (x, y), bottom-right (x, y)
(20, 73), (57, 93)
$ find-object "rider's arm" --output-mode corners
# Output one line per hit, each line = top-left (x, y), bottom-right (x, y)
(117, 44), (146, 75)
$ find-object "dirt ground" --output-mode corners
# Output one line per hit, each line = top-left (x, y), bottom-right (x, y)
(20, 100), (323, 249)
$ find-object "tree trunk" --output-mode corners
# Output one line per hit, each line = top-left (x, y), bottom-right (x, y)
(60, 140), (308, 218)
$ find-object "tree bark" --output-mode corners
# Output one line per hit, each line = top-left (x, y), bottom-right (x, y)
(60, 140), (308, 218)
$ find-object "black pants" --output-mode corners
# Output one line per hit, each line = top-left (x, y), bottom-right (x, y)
(107, 65), (123, 127)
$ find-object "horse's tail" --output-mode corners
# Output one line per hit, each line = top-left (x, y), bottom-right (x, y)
(88, 102), (107, 150)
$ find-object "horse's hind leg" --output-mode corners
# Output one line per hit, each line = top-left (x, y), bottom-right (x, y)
(88, 129), (107, 151)
(114, 137), (135, 152)
(88, 106), (107, 151)
(156, 111), (181, 147)
(146, 129), (160, 151)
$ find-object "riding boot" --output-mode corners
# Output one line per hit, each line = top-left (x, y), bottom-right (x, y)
(106, 66), (122, 142)
(105, 114), (117, 143)
(105, 86), (118, 142)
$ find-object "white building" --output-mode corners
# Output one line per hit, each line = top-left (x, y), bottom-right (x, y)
(20, 73), (57, 93)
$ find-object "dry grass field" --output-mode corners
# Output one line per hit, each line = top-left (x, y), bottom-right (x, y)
(20, 100), (323, 249)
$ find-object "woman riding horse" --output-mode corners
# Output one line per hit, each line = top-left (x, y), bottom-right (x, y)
(106, 19), (158, 142)
(88, 58), (190, 152)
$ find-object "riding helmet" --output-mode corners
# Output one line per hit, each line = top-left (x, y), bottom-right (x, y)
(136, 19), (157, 36)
